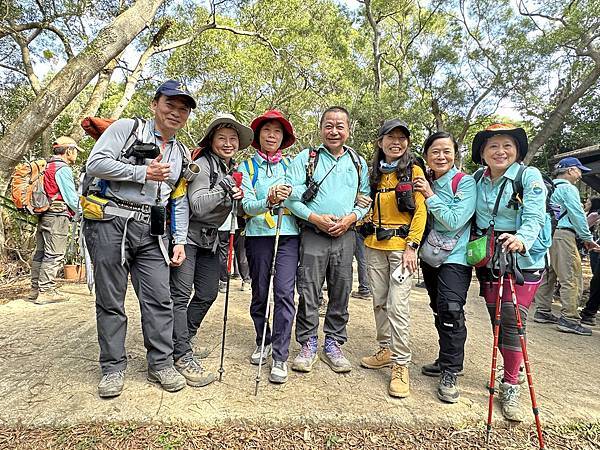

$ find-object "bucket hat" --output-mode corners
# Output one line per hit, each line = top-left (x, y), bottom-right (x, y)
(198, 113), (253, 150)
(250, 110), (296, 150)
(471, 123), (528, 165)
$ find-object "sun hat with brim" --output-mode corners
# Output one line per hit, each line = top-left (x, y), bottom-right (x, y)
(53, 136), (82, 151)
(156, 79), (197, 109)
(377, 119), (411, 140)
(556, 156), (591, 173)
(198, 113), (254, 150)
(250, 110), (296, 150)
(471, 123), (528, 165)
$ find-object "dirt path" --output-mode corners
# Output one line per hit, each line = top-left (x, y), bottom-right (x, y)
(0, 274), (598, 430)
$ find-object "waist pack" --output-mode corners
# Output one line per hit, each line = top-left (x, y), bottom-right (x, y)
(80, 194), (111, 221)
(395, 181), (415, 213)
(466, 227), (495, 267)
(420, 228), (464, 268)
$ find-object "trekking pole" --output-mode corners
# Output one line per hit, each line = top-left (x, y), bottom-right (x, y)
(506, 273), (545, 449)
(254, 204), (285, 396)
(218, 172), (243, 382)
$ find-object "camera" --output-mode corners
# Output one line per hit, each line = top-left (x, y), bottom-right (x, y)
(125, 141), (160, 165)
(357, 222), (375, 238)
(376, 227), (395, 241)
(301, 179), (320, 203)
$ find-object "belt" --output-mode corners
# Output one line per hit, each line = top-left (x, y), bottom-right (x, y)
(556, 227), (575, 234)
(104, 198), (151, 224)
(376, 227), (409, 237)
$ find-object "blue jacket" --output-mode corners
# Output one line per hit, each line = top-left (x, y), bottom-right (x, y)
(552, 178), (593, 241)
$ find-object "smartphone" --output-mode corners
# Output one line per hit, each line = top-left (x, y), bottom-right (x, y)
(391, 264), (412, 283)
(150, 204), (166, 236)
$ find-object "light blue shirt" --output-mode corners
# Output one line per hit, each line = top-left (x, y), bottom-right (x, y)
(552, 178), (594, 241)
(285, 145), (370, 221)
(475, 162), (551, 270)
(240, 153), (299, 236)
(425, 167), (476, 266)
(55, 165), (79, 212)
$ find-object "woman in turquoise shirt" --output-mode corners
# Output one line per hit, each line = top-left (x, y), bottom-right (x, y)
(413, 131), (476, 405)
(471, 124), (551, 422)
(240, 110), (299, 385)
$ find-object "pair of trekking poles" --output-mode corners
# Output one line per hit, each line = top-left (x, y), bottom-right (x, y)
(217, 188), (285, 397)
(486, 247), (545, 449)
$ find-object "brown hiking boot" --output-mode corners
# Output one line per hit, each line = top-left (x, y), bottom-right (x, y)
(360, 347), (392, 369)
(388, 364), (410, 398)
(34, 289), (69, 305)
(26, 289), (39, 302)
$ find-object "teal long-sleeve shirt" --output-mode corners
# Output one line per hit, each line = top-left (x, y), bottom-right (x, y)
(552, 178), (594, 241)
(425, 167), (476, 266)
(475, 162), (552, 270)
(284, 145), (370, 222)
(55, 166), (79, 213)
(239, 153), (299, 236)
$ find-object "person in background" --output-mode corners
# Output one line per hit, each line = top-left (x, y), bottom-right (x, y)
(581, 196), (600, 326)
(350, 230), (372, 300)
(217, 215), (251, 293)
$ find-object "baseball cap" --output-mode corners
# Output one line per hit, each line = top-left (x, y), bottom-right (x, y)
(556, 157), (591, 173)
(155, 80), (196, 109)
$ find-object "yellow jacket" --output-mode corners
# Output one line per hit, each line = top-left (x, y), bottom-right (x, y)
(364, 165), (427, 251)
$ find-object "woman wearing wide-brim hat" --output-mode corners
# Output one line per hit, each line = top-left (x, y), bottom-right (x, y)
(239, 109), (299, 384)
(170, 113), (253, 388)
(470, 123), (551, 422)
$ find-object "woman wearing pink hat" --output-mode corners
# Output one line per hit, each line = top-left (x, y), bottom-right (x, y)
(239, 110), (299, 384)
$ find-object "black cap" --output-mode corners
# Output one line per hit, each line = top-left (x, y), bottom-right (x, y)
(378, 119), (410, 139)
(155, 79), (197, 109)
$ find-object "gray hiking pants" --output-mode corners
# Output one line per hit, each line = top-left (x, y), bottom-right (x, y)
(295, 227), (355, 344)
(83, 217), (174, 374)
(31, 214), (69, 291)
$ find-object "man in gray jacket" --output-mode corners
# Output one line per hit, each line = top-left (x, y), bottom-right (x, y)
(84, 80), (194, 397)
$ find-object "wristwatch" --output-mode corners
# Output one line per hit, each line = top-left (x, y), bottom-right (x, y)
(406, 241), (419, 250)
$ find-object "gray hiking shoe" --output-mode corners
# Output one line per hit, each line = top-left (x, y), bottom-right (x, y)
(437, 371), (459, 403)
(98, 370), (125, 398)
(250, 344), (272, 365)
(175, 354), (215, 387)
(218, 281), (227, 293)
(269, 360), (288, 384)
(34, 289), (69, 305)
(421, 360), (464, 377)
(147, 366), (186, 392)
(291, 337), (318, 372)
(533, 310), (559, 324)
(557, 317), (592, 336)
(581, 315), (597, 327)
(499, 382), (524, 422)
(193, 346), (211, 359)
(26, 289), (39, 302)
(320, 337), (351, 373)
(486, 365), (526, 389)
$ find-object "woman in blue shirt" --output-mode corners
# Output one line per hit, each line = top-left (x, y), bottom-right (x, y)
(413, 131), (476, 404)
(240, 110), (299, 384)
(471, 124), (551, 422)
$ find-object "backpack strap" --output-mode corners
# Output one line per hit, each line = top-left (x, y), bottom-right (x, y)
(346, 147), (362, 197)
(243, 157), (260, 189)
(508, 164), (527, 208)
(473, 168), (485, 184)
(305, 148), (319, 185)
(281, 156), (290, 171)
(451, 172), (466, 195)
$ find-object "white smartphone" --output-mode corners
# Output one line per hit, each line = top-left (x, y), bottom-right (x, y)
(391, 264), (412, 283)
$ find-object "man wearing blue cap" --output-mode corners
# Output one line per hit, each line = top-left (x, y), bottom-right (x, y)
(84, 80), (195, 397)
(534, 157), (599, 335)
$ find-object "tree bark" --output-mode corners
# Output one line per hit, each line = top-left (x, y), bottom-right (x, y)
(363, 0), (382, 100)
(0, 0), (166, 179)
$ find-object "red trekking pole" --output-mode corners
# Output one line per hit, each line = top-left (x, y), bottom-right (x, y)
(218, 171), (243, 382)
(485, 272), (504, 445)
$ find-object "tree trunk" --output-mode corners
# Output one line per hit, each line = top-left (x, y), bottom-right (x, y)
(0, 0), (166, 179)
(431, 98), (445, 131)
(363, 0), (382, 100)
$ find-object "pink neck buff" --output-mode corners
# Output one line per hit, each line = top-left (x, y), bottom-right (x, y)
(257, 148), (283, 164)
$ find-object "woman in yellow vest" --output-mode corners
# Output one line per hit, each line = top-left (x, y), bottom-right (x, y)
(359, 119), (427, 398)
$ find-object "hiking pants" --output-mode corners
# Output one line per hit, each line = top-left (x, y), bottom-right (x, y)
(296, 228), (355, 344)
(31, 214), (69, 291)
(582, 251), (600, 319)
(421, 262), (472, 374)
(355, 232), (371, 294)
(84, 217), (173, 375)
(218, 230), (250, 282)
(246, 236), (299, 361)
(170, 243), (220, 361)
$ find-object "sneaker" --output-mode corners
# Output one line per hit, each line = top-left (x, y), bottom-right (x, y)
(291, 337), (318, 372)
(241, 281), (250, 292)
(421, 360), (464, 377)
(389, 364), (410, 398)
(350, 290), (372, 300)
(499, 382), (523, 422)
(581, 315), (597, 327)
(26, 289), (39, 302)
(147, 366), (186, 392)
(318, 300), (328, 317)
(174, 354), (215, 387)
(486, 365), (526, 389)
(320, 337), (352, 373)
(360, 347), (392, 369)
(34, 289), (69, 305)
(98, 370), (125, 398)
(250, 344), (272, 365)
(557, 316), (592, 336)
(269, 360), (288, 384)
(533, 310), (559, 324)
(193, 346), (211, 359)
(437, 371), (459, 403)
(218, 281), (227, 294)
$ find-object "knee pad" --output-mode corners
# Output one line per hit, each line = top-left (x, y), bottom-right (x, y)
(439, 301), (465, 330)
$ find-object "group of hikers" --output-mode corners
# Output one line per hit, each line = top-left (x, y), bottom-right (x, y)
(25, 80), (599, 425)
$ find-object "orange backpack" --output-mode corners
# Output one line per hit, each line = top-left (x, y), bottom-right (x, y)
(10, 159), (52, 215)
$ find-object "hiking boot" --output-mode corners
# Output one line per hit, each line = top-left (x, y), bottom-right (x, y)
(269, 360), (288, 384)
(193, 346), (211, 359)
(499, 382), (524, 422)
(175, 353), (215, 387)
(320, 337), (352, 373)
(360, 347), (392, 369)
(291, 336), (318, 372)
(421, 360), (464, 377)
(533, 310), (559, 324)
(250, 344), (272, 365)
(34, 289), (69, 305)
(98, 370), (125, 398)
(486, 365), (527, 389)
(557, 317), (592, 336)
(438, 371), (459, 403)
(241, 281), (250, 291)
(26, 289), (39, 302)
(218, 281), (227, 293)
(147, 366), (186, 392)
(389, 364), (410, 398)
(351, 290), (372, 300)
(581, 315), (597, 327)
